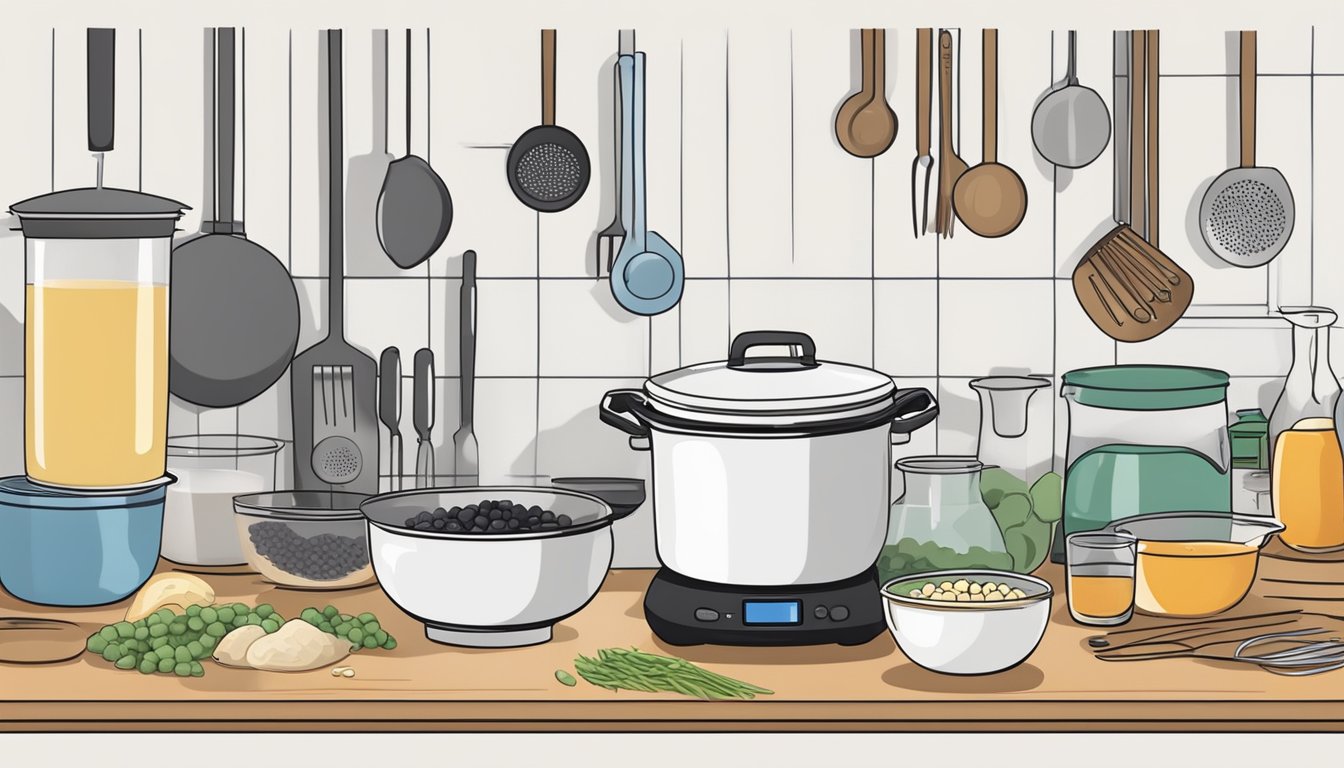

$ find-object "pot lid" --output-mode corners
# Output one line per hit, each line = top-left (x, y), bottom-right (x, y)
(11, 187), (188, 239)
(645, 331), (897, 415)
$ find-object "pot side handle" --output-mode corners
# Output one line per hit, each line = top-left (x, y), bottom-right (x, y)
(889, 388), (939, 435)
(600, 389), (651, 439)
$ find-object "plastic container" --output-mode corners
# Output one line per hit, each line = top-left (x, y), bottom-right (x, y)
(162, 435), (284, 566)
(0, 475), (173, 606)
(880, 457), (1013, 583)
(11, 188), (187, 489)
(1058, 366), (1232, 562)
(233, 491), (373, 589)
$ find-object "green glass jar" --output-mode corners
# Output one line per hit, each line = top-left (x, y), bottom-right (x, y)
(1056, 366), (1232, 562)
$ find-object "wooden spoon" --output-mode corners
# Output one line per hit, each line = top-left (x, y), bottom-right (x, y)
(953, 28), (1027, 238)
(836, 29), (896, 158)
(935, 30), (969, 236)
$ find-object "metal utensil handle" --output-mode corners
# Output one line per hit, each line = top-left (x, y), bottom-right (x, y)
(541, 29), (557, 126)
(216, 28), (237, 234)
(618, 55), (635, 244)
(632, 52), (648, 252)
(1129, 30), (1146, 239)
(413, 347), (434, 438)
(916, 28), (931, 156)
(1066, 30), (1079, 85)
(1113, 31), (1130, 226)
(1147, 30), (1160, 246)
(459, 250), (477, 430)
(327, 29), (346, 334)
(1240, 30), (1256, 168)
(87, 28), (115, 153)
(982, 28), (998, 162)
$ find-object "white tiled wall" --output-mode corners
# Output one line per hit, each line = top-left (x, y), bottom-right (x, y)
(1, 24), (1334, 566)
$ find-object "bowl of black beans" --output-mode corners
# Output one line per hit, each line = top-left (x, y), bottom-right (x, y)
(232, 491), (375, 590)
(360, 486), (619, 648)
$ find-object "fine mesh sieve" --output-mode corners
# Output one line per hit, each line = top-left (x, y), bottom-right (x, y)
(1199, 31), (1294, 268)
(507, 29), (590, 212)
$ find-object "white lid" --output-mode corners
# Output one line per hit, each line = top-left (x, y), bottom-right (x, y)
(644, 331), (896, 418)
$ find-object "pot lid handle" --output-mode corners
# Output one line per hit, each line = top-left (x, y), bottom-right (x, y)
(727, 331), (818, 370)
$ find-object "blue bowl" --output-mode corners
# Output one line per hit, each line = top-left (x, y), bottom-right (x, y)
(0, 475), (172, 606)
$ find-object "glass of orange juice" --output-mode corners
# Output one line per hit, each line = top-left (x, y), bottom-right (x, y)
(1067, 532), (1137, 626)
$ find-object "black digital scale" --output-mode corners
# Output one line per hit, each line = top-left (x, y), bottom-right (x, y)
(643, 566), (886, 646)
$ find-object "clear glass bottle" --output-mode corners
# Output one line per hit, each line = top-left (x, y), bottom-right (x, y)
(1270, 307), (1341, 466)
(879, 457), (1013, 584)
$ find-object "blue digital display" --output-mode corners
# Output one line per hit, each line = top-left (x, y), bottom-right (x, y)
(742, 600), (801, 625)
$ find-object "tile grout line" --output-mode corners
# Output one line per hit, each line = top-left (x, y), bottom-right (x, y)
(1310, 25), (1315, 306)
(678, 36), (684, 368)
(1050, 29), (1058, 471)
(724, 31), (732, 349)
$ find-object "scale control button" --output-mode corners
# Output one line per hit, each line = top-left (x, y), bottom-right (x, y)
(813, 606), (829, 620)
(694, 608), (720, 622)
(829, 605), (850, 622)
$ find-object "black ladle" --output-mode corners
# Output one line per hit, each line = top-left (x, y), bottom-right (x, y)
(378, 28), (452, 269)
(507, 29), (590, 213)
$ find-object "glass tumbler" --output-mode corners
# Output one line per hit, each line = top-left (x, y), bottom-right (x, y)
(1066, 532), (1137, 626)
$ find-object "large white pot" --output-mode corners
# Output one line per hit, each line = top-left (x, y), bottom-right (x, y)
(601, 331), (938, 587)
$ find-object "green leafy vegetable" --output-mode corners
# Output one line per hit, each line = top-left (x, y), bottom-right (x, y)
(573, 648), (773, 700)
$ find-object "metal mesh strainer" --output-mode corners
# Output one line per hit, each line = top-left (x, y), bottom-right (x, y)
(514, 142), (585, 202)
(506, 30), (590, 213)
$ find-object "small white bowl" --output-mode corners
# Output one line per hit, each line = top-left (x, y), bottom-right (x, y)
(880, 569), (1052, 676)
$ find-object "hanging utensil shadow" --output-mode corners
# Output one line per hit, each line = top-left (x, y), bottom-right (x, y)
(0, 224), (23, 379)
(346, 29), (399, 277)
(588, 51), (621, 279)
(1028, 83), (1076, 192)
(831, 28), (867, 152)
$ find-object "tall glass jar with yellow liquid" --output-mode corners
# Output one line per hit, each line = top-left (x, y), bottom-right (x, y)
(12, 188), (186, 489)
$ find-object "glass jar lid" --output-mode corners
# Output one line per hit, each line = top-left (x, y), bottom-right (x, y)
(11, 187), (187, 239)
(0, 474), (174, 510)
(1061, 365), (1229, 411)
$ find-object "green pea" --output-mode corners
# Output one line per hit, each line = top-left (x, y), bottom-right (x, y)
(154, 608), (177, 623)
(114, 621), (135, 639)
(187, 616), (205, 632)
(205, 622), (227, 638)
(102, 644), (122, 662)
(217, 607), (236, 624)
(133, 618), (148, 628)
(190, 661), (204, 677)
(232, 615), (247, 628)
(318, 622), (333, 634)
(144, 651), (159, 663)
(98, 625), (119, 642)
(87, 634), (108, 654)
(334, 623), (351, 638)
(272, 615), (286, 627)
(115, 655), (137, 670)
(148, 623), (167, 638)
(146, 613), (162, 626)
(261, 619), (279, 633)
(174, 646), (192, 664)
(158, 658), (175, 673)
(198, 606), (217, 623)
(362, 635), (378, 649)
(322, 605), (339, 619)
(185, 604), (201, 617)
(373, 630), (388, 645)
(339, 614), (353, 623)
(363, 620), (380, 634)
(357, 612), (376, 624)
(150, 637), (169, 650)
(256, 604), (274, 619)
(135, 640), (151, 653)
(168, 622), (186, 636)
(347, 627), (364, 644)
(199, 635), (216, 651)
(186, 641), (204, 658)
(382, 637), (397, 650)
(139, 660), (157, 675)
(174, 662), (192, 677)
(133, 626), (149, 641)
(300, 608), (322, 624)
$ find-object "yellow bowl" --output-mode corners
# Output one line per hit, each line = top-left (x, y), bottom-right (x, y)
(1134, 540), (1258, 618)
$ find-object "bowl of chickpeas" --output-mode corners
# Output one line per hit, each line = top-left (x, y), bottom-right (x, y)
(879, 569), (1052, 675)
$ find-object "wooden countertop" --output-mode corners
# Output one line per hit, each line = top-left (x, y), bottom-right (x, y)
(3, 547), (1344, 732)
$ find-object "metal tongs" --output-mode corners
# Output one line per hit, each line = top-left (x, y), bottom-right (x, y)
(1234, 628), (1344, 676)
